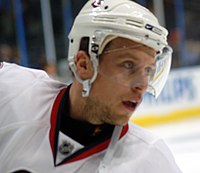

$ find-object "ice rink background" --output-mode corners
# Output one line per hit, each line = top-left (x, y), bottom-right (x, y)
(148, 117), (200, 173)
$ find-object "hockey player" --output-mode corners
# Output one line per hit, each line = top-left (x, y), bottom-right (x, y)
(0, 0), (182, 172)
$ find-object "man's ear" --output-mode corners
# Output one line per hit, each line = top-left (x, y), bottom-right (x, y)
(75, 51), (94, 80)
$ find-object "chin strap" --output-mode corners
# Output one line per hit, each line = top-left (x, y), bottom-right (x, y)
(82, 79), (91, 97)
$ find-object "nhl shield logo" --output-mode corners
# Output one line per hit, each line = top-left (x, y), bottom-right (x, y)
(92, 0), (104, 8)
(59, 140), (74, 156)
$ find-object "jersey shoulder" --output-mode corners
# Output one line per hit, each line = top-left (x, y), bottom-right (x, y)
(0, 62), (50, 102)
(0, 62), (49, 81)
(0, 61), (65, 92)
(0, 62), (67, 127)
(128, 122), (171, 153)
(126, 122), (182, 172)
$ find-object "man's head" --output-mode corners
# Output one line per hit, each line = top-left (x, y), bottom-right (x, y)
(68, 0), (172, 99)
(68, 0), (172, 125)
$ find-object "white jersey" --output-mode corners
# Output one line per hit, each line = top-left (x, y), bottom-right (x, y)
(0, 62), (182, 173)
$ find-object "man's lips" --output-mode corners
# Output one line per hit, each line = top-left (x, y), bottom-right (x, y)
(122, 101), (138, 111)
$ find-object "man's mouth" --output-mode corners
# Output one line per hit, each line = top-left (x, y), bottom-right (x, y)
(122, 100), (138, 112)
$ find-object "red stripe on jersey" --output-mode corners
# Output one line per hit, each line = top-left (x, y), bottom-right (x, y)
(49, 88), (66, 157)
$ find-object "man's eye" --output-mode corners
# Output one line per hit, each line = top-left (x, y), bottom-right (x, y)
(124, 62), (134, 69)
(145, 67), (155, 76)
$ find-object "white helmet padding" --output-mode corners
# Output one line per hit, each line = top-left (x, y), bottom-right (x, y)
(68, 0), (172, 98)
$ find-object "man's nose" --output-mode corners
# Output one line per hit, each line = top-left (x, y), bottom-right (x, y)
(130, 72), (149, 95)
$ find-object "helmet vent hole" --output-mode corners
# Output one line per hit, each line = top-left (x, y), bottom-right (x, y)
(71, 39), (74, 43)
(104, 5), (109, 10)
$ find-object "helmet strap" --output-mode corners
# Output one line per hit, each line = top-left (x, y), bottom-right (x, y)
(82, 79), (91, 97)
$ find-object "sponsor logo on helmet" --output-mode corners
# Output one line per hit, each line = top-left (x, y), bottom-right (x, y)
(145, 24), (162, 35)
(91, 43), (99, 54)
(92, 0), (104, 8)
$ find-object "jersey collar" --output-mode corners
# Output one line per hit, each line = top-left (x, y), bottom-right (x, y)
(49, 87), (129, 166)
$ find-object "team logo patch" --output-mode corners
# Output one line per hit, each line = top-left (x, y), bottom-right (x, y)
(59, 140), (74, 156)
(92, 0), (104, 8)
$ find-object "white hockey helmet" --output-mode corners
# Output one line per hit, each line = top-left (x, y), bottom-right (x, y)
(68, 0), (172, 98)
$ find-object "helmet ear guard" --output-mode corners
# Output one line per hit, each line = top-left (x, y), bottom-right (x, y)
(68, 0), (172, 98)
(69, 52), (99, 97)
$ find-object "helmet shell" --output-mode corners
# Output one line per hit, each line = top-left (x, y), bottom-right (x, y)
(68, 0), (168, 61)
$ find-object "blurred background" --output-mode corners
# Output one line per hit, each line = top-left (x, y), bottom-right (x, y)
(0, 0), (200, 172)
